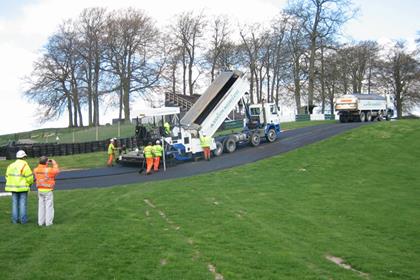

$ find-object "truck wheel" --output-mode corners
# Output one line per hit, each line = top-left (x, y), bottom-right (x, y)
(224, 137), (236, 153)
(249, 133), (261, 147)
(359, 112), (365, 122)
(366, 111), (372, 122)
(213, 141), (223, 157)
(266, 128), (276, 142)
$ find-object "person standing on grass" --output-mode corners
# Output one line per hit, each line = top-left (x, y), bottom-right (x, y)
(107, 138), (116, 167)
(143, 142), (154, 175)
(200, 132), (212, 161)
(152, 140), (163, 172)
(34, 156), (59, 227)
(5, 150), (34, 224)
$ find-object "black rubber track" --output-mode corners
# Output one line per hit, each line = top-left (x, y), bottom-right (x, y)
(0, 122), (367, 191)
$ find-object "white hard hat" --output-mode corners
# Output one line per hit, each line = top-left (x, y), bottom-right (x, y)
(202, 132), (206, 136)
(156, 140), (160, 144)
(16, 150), (27, 159)
(110, 138), (114, 142)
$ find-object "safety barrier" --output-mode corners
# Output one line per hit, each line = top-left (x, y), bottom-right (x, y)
(0, 137), (137, 160)
(324, 114), (336, 120)
(295, 114), (311, 121)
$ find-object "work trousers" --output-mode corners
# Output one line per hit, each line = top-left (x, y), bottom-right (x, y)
(146, 157), (154, 174)
(38, 191), (54, 226)
(203, 147), (211, 160)
(107, 154), (114, 166)
(153, 156), (161, 171)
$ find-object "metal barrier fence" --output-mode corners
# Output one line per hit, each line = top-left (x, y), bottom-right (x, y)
(0, 137), (137, 160)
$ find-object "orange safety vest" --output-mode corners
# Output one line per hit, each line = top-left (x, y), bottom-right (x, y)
(34, 164), (59, 192)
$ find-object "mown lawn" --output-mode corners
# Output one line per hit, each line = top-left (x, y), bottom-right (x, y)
(0, 120), (334, 145)
(0, 120), (335, 174)
(0, 123), (137, 146)
(0, 120), (419, 279)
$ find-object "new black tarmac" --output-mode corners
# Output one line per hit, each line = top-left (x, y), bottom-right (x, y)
(0, 122), (366, 191)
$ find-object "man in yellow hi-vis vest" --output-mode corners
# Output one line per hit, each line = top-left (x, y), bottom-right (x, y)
(107, 138), (116, 167)
(164, 122), (171, 136)
(143, 142), (154, 175)
(152, 140), (163, 172)
(5, 150), (34, 224)
(200, 132), (212, 161)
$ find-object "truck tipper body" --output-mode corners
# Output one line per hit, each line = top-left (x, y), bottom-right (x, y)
(118, 70), (281, 165)
(335, 93), (394, 123)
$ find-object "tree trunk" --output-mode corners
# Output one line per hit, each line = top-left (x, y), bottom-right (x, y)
(123, 77), (131, 122)
(188, 60), (194, 95)
(93, 53), (101, 126)
(171, 64), (176, 94)
(307, 38), (316, 112)
(249, 64), (255, 104)
(182, 49), (187, 95)
(118, 85), (123, 120)
(294, 76), (301, 113)
(67, 94), (73, 127)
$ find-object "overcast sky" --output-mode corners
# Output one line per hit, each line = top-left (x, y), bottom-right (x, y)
(0, 0), (418, 135)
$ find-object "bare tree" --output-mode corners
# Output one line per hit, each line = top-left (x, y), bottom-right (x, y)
(172, 11), (206, 95)
(286, 0), (356, 113)
(323, 51), (341, 113)
(25, 21), (84, 127)
(286, 16), (307, 112)
(204, 16), (232, 81)
(239, 24), (270, 103)
(76, 7), (107, 126)
(268, 14), (289, 105)
(104, 8), (163, 122)
(379, 41), (420, 118)
(346, 41), (379, 93)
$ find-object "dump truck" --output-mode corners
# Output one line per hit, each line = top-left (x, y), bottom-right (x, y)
(118, 70), (281, 165)
(335, 93), (394, 123)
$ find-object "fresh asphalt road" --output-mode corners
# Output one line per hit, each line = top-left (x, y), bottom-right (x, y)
(0, 122), (367, 191)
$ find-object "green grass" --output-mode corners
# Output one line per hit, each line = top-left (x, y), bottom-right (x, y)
(1, 120), (419, 279)
(0, 152), (108, 175)
(0, 123), (136, 145)
(0, 120), (334, 146)
(213, 120), (335, 137)
(0, 120), (334, 174)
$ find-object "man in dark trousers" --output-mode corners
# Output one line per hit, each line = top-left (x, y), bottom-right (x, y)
(5, 150), (34, 224)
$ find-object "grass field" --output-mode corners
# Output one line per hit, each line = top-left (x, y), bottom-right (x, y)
(1, 120), (419, 279)
(0, 123), (137, 146)
(0, 120), (335, 146)
(0, 120), (335, 175)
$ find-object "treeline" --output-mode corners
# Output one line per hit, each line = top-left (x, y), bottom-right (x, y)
(25, 0), (420, 127)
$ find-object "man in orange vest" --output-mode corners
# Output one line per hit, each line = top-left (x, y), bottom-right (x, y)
(34, 156), (60, 227)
